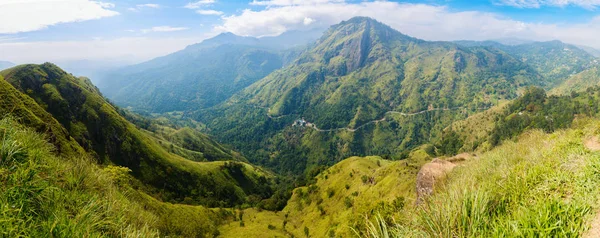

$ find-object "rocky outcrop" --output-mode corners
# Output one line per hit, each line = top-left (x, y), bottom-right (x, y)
(416, 153), (474, 205)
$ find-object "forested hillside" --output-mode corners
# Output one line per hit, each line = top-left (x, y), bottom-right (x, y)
(197, 17), (545, 176)
(0, 63), (274, 207)
(455, 40), (598, 87)
(99, 30), (320, 113)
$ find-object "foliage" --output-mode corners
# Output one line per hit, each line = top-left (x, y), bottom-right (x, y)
(0, 63), (275, 207)
(379, 124), (600, 237)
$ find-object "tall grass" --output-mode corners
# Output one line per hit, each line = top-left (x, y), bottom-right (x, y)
(0, 117), (159, 237)
(366, 124), (600, 237)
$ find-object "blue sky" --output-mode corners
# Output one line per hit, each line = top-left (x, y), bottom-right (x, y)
(2, 0), (600, 64)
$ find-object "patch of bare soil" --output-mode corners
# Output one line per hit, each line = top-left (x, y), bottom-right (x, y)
(416, 159), (457, 205)
(584, 211), (600, 238)
(585, 136), (600, 152)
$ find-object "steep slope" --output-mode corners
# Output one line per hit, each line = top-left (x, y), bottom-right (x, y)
(99, 31), (320, 113)
(218, 119), (600, 237)
(199, 17), (543, 175)
(443, 86), (600, 153)
(0, 63), (273, 207)
(455, 40), (598, 87)
(550, 65), (600, 95)
(100, 44), (284, 112)
(0, 116), (236, 237)
(219, 149), (434, 237)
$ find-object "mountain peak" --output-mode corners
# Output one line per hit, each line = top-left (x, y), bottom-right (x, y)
(185, 32), (260, 50)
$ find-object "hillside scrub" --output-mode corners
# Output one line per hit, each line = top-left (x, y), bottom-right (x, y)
(366, 119), (600, 237)
(0, 115), (239, 237)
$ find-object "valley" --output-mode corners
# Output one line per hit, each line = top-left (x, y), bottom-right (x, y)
(4, 9), (600, 238)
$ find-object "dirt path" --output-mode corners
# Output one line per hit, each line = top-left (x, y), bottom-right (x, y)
(585, 211), (600, 238)
(583, 136), (600, 237)
(585, 136), (600, 152)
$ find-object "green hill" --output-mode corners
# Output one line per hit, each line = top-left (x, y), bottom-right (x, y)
(455, 40), (598, 87)
(199, 17), (544, 176)
(551, 66), (600, 95)
(218, 116), (600, 237)
(99, 31), (320, 113)
(443, 86), (600, 154)
(0, 63), (274, 207)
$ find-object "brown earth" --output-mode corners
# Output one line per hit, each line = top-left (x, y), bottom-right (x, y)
(415, 154), (475, 205)
(585, 136), (600, 152)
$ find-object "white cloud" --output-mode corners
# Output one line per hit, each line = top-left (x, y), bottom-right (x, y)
(185, 0), (216, 9)
(214, 1), (600, 49)
(141, 26), (189, 33)
(138, 3), (160, 8)
(128, 3), (161, 12)
(0, 37), (204, 64)
(0, 0), (119, 34)
(250, 0), (344, 6)
(196, 9), (224, 15)
(496, 0), (600, 9)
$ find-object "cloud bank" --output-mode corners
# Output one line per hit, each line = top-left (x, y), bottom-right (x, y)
(215, 1), (600, 49)
(0, 0), (119, 34)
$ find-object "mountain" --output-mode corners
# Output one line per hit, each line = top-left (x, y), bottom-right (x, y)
(455, 40), (598, 86)
(198, 17), (544, 175)
(99, 30), (321, 113)
(0, 61), (15, 70)
(576, 44), (600, 57)
(0, 63), (274, 207)
(550, 65), (600, 95)
(219, 116), (600, 237)
(55, 59), (134, 85)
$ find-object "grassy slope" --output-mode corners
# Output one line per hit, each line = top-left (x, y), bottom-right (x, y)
(0, 63), (272, 207)
(381, 119), (600, 237)
(0, 116), (234, 237)
(445, 101), (509, 152)
(551, 66), (600, 95)
(218, 147), (435, 237)
(219, 119), (600, 237)
(0, 75), (86, 158)
(201, 17), (541, 176)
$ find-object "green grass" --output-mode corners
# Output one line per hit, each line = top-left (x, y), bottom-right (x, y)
(366, 119), (600, 237)
(0, 115), (243, 237)
(0, 116), (159, 237)
(1, 63), (275, 207)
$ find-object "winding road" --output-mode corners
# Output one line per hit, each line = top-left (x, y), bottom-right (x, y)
(260, 105), (491, 133)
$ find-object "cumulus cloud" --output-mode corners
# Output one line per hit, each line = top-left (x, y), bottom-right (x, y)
(214, 1), (600, 49)
(0, 0), (119, 34)
(196, 9), (224, 15)
(185, 0), (216, 9)
(496, 0), (600, 9)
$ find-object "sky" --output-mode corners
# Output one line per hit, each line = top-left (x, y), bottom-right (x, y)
(3, 0), (600, 64)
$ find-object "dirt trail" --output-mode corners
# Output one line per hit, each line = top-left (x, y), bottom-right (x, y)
(584, 136), (600, 237)
(585, 212), (600, 238)
(585, 136), (600, 152)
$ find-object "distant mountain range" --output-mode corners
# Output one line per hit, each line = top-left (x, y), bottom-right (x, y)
(98, 29), (323, 113)
(99, 17), (600, 177)
(0, 61), (15, 70)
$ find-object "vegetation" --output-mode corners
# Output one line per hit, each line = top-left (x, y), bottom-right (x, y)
(0, 116), (235, 237)
(0, 63), (275, 207)
(364, 121), (600, 237)
(444, 86), (600, 153)
(198, 17), (542, 179)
